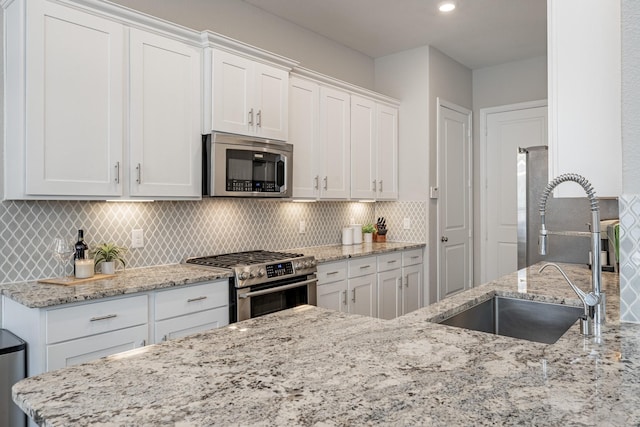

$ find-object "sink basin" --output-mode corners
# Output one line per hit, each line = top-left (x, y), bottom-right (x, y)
(438, 296), (583, 344)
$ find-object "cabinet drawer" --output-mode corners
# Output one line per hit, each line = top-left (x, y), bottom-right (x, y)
(155, 280), (228, 321)
(377, 252), (402, 272)
(403, 249), (423, 267)
(317, 261), (347, 284)
(154, 306), (228, 343)
(46, 295), (148, 344)
(348, 256), (376, 278)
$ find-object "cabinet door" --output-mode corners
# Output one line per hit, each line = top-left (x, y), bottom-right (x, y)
(348, 274), (377, 317)
(319, 86), (351, 199)
(25, 0), (124, 196)
(212, 50), (253, 136)
(46, 324), (147, 371)
(254, 63), (288, 141)
(378, 269), (402, 320)
(154, 307), (228, 343)
(317, 281), (348, 313)
(290, 77), (320, 198)
(129, 29), (202, 198)
(376, 103), (399, 200)
(402, 264), (422, 315)
(350, 96), (376, 200)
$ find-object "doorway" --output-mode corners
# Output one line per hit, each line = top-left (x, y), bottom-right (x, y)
(436, 99), (473, 300)
(480, 100), (547, 283)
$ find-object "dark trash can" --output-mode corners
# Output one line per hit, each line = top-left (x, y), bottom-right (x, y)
(0, 329), (27, 427)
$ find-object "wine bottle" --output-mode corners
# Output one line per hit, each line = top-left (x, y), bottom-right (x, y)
(73, 229), (89, 275)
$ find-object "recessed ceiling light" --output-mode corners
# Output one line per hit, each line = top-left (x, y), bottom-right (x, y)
(438, 1), (456, 13)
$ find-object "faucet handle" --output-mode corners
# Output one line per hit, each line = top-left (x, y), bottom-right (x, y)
(584, 292), (599, 307)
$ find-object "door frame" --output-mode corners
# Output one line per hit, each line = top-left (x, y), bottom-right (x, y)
(479, 99), (547, 283)
(436, 98), (473, 301)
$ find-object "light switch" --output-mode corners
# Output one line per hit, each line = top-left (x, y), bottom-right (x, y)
(131, 229), (144, 248)
(403, 218), (411, 230)
(299, 220), (306, 234)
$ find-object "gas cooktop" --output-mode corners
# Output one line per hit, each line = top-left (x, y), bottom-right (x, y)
(185, 250), (306, 269)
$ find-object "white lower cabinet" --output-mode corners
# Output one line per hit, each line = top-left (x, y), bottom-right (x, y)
(153, 280), (229, 342)
(317, 248), (423, 320)
(317, 258), (378, 317)
(46, 325), (147, 371)
(1, 280), (229, 376)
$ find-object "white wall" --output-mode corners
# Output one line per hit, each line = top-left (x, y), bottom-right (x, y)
(110, 0), (375, 89)
(622, 0), (640, 194)
(471, 56), (548, 285)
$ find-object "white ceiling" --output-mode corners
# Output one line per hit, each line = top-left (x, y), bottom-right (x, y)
(242, 0), (547, 69)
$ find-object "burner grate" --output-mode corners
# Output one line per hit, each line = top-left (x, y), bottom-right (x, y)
(186, 250), (305, 269)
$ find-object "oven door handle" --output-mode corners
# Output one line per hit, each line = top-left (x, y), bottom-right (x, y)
(238, 277), (317, 299)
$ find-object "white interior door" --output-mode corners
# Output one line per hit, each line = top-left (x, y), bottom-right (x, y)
(437, 100), (472, 300)
(482, 103), (547, 283)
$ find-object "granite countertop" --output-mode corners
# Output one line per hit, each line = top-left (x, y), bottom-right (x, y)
(12, 263), (640, 426)
(0, 264), (232, 308)
(295, 242), (425, 263)
(0, 242), (424, 309)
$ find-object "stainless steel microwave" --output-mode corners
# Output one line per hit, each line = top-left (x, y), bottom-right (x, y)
(202, 133), (293, 198)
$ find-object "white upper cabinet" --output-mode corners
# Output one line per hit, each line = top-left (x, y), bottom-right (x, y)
(376, 103), (399, 200)
(3, 0), (204, 200)
(5, 0), (125, 199)
(290, 77), (320, 198)
(350, 96), (376, 200)
(129, 28), (202, 198)
(212, 49), (289, 141)
(548, 0), (622, 197)
(319, 86), (351, 199)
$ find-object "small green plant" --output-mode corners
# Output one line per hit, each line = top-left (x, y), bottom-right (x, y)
(91, 243), (127, 268)
(362, 223), (375, 234)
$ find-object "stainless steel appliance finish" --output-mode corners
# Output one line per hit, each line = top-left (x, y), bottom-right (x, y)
(202, 132), (293, 198)
(0, 329), (27, 427)
(186, 250), (317, 323)
(516, 146), (619, 269)
(438, 296), (583, 344)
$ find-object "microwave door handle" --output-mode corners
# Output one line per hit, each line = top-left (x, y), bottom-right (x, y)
(276, 159), (285, 188)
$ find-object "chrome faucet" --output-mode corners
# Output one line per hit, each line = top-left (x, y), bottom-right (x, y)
(537, 173), (605, 334)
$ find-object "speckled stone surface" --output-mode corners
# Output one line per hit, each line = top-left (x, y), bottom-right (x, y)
(0, 265), (232, 308)
(294, 242), (425, 263)
(12, 262), (640, 426)
(0, 243), (423, 309)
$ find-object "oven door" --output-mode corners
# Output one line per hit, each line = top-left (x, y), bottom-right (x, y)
(234, 275), (317, 322)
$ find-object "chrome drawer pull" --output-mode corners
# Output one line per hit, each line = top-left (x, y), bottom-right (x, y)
(187, 296), (208, 303)
(90, 314), (117, 322)
(360, 265), (371, 269)
(326, 271), (339, 275)
(387, 260), (397, 264)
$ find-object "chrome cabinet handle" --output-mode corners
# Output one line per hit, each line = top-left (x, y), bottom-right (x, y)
(379, 180), (383, 192)
(342, 290), (347, 306)
(256, 110), (262, 127)
(360, 265), (372, 269)
(161, 335), (168, 342)
(136, 163), (141, 184)
(327, 271), (339, 275)
(372, 180), (377, 192)
(441, 236), (448, 242)
(323, 176), (328, 190)
(248, 108), (254, 126)
(387, 260), (397, 264)
(140, 340), (146, 347)
(398, 278), (402, 289)
(115, 162), (120, 184)
(314, 175), (319, 190)
(187, 296), (207, 303)
(90, 314), (117, 322)
(351, 289), (356, 303)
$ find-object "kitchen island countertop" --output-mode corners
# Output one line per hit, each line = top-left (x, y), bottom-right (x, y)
(12, 262), (640, 426)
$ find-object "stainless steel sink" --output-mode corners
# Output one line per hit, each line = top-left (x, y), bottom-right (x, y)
(438, 296), (583, 344)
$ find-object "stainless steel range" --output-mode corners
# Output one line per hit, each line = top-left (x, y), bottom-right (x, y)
(186, 250), (317, 323)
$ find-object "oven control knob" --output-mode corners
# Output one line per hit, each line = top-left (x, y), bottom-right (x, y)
(294, 261), (302, 270)
(257, 269), (265, 277)
(238, 271), (249, 280)
(304, 260), (312, 268)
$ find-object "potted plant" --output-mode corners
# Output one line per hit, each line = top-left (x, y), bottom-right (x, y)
(362, 223), (375, 243)
(92, 243), (127, 274)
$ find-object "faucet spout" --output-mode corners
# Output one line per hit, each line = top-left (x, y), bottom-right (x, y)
(537, 173), (605, 327)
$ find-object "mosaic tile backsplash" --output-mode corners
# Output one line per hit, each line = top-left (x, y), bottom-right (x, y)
(0, 199), (427, 284)
(619, 194), (640, 323)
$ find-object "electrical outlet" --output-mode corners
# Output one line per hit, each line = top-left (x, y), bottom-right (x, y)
(403, 218), (411, 230)
(299, 220), (306, 234)
(131, 229), (144, 248)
